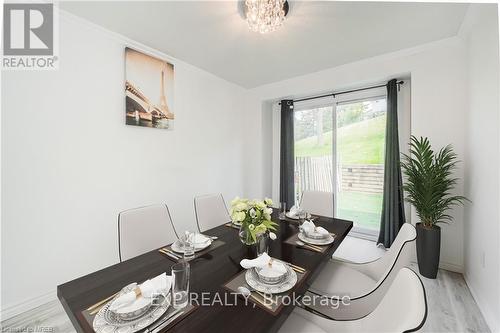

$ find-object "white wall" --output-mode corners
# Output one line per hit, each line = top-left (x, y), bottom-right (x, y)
(1, 13), (248, 316)
(244, 36), (468, 273)
(461, 4), (500, 332)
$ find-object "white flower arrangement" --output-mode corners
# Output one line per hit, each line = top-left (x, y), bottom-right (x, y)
(230, 197), (278, 245)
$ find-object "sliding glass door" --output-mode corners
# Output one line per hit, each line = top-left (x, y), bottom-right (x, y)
(335, 96), (387, 236)
(293, 90), (387, 237)
(293, 104), (334, 201)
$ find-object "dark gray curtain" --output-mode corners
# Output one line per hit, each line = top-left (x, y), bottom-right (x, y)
(377, 79), (406, 247)
(280, 100), (295, 209)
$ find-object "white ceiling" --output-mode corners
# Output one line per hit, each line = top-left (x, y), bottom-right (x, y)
(60, 1), (469, 88)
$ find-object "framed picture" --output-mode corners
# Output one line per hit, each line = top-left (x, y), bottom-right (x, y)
(125, 47), (174, 129)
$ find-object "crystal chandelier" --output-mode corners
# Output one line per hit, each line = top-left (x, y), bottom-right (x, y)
(245, 0), (288, 34)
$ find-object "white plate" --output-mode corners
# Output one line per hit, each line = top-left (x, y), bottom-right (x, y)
(93, 284), (170, 333)
(109, 283), (152, 320)
(170, 238), (212, 254)
(285, 212), (311, 220)
(245, 264), (297, 294)
(298, 232), (335, 246)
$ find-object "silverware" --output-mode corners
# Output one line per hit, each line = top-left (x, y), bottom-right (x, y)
(166, 249), (183, 259)
(147, 309), (184, 333)
(287, 263), (306, 273)
(295, 241), (322, 253)
(88, 292), (120, 315)
(296, 240), (323, 251)
(275, 259), (306, 273)
(160, 248), (182, 259)
(86, 292), (118, 312)
(89, 306), (105, 315)
(159, 249), (180, 261)
(208, 236), (218, 240)
(290, 266), (306, 273)
(254, 290), (277, 306)
(244, 284), (278, 306)
(159, 249), (177, 259)
(89, 300), (112, 315)
(308, 244), (323, 251)
(237, 286), (273, 310)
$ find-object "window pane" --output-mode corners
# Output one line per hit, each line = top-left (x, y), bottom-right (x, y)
(336, 98), (386, 232)
(294, 106), (333, 204)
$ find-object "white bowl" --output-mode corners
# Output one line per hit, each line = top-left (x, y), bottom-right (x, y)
(109, 283), (152, 321)
(255, 262), (288, 285)
(304, 229), (329, 240)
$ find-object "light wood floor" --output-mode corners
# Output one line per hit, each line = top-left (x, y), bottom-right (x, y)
(417, 266), (491, 333)
(1, 299), (76, 332)
(1, 267), (490, 333)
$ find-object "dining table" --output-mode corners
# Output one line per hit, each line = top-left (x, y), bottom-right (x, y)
(57, 212), (353, 333)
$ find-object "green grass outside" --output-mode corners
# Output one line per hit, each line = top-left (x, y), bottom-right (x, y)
(337, 192), (383, 230)
(295, 115), (386, 164)
(295, 116), (385, 229)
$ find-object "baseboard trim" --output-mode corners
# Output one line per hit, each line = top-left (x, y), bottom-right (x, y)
(410, 260), (463, 273)
(438, 261), (464, 273)
(463, 274), (499, 333)
(0, 290), (56, 321)
(346, 230), (378, 242)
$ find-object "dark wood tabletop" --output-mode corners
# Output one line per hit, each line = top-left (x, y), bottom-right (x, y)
(57, 213), (353, 333)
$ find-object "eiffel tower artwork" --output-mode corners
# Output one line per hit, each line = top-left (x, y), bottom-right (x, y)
(125, 47), (174, 129)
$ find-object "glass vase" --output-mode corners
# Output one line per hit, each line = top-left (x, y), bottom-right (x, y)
(256, 232), (269, 256)
(239, 226), (269, 257)
(238, 225), (255, 245)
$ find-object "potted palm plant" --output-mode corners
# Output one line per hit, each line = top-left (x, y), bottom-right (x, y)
(401, 136), (468, 279)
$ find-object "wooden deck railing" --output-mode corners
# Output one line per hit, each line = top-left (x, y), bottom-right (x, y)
(295, 156), (384, 195)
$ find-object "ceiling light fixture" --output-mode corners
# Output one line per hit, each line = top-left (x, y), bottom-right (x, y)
(245, 0), (289, 34)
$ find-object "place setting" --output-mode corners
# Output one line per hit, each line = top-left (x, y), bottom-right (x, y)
(57, 192), (354, 332)
(223, 252), (308, 315)
(159, 231), (225, 262)
(284, 219), (336, 253)
(82, 268), (197, 333)
(278, 203), (321, 224)
(282, 204), (312, 222)
(224, 220), (242, 230)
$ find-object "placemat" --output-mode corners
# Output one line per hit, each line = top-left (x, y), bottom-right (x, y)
(283, 233), (334, 253)
(159, 240), (225, 262)
(222, 260), (308, 315)
(281, 214), (321, 224)
(80, 295), (198, 333)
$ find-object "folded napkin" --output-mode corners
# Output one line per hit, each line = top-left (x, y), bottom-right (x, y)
(191, 233), (210, 245)
(240, 253), (287, 275)
(302, 220), (329, 236)
(109, 273), (172, 311)
(180, 232), (211, 250)
(289, 205), (300, 217)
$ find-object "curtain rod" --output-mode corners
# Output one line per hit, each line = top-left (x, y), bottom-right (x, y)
(279, 80), (404, 105)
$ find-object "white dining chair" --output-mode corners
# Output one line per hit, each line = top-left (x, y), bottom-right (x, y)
(194, 193), (231, 232)
(332, 235), (387, 263)
(118, 204), (179, 262)
(300, 190), (334, 218)
(278, 267), (427, 333)
(306, 223), (416, 320)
